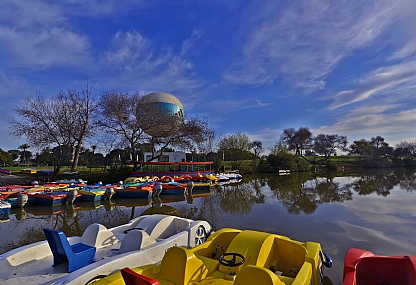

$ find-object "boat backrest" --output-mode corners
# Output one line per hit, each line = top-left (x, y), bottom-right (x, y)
(193, 228), (241, 259)
(119, 230), (157, 254)
(121, 267), (161, 285)
(234, 265), (285, 285)
(43, 228), (70, 265)
(221, 230), (275, 270)
(272, 237), (306, 275)
(81, 223), (119, 248)
(43, 228), (96, 272)
(160, 246), (208, 284)
(356, 257), (408, 285)
(137, 215), (179, 239)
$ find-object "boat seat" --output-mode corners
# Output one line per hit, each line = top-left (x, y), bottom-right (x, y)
(121, 267), (161, 285)
(119, 230), (157, 254)
(272, 237), (306, 276)
(195, 253), (220, 274)
(137, 215), (181, 239)
(218, 230), (275, 275)
(43, 228), (96, 272)
(234, 265), (285, 285)
(159, 246), (209, 284)
(80, 223), (119, 248)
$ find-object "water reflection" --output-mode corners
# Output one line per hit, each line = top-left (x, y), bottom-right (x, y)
(1, 170), (416, 284)
(269, 172), (352, 214)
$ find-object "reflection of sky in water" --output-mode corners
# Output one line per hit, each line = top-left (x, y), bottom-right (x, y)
(1, 175), (416, 284)
(198, 177), (416, 284)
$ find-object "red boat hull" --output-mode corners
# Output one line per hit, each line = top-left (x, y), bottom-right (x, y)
(343, 248), (416, 285)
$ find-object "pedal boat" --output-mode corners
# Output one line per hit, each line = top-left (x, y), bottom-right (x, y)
(342, 248), (416, 285)
(0, 214), (212, 285)
(95, 228), (333, 285)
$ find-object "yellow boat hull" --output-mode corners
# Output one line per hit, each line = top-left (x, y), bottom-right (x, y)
(93, 228), (331, 285)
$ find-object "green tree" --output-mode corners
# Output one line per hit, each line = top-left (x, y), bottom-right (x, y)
(369, 136), (393, 156)
(218, 132), (251, 170)
(349, 139), (373, 161)
(281, 127), (313, 156)
(18, 144), (30, 165)
(251, 140), (263, 168)
(312, 134), (348, 160)
(266, 140), (297, 171)
(0, 148), (12, 165)
(8, 150), (20, 161)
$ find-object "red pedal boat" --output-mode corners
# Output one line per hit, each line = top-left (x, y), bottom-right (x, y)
(343, 248), (416, 285)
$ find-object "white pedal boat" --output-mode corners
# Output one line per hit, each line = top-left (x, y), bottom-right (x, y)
(0, 214), (212, 285)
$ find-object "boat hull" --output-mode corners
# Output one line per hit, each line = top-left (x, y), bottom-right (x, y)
(343, 248), (416, 285)
(114, 186), (153, 198)
(95, 228), (332, 285)
(0, 214), (212, 285)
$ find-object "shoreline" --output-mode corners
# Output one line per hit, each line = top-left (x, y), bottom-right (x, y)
(0, 174), (32, 186)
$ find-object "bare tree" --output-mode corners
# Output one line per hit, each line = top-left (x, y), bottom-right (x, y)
(97, 89), (146, 170)
(65, 84), (100, 171)
(146, 115), (215, 161)
(8, 85), (99, 179)
(9, 94), (73, 179)
(98, 90), (215, 169)
(395, 141), (416, 158)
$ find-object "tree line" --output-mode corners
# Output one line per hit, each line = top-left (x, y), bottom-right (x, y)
(1, 91), (416, 177)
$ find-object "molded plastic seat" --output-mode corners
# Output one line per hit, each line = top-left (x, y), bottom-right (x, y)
(43, 228), (96, 272)
(119, 230), (156, 254)
(159, 246), (208, 284)
(121, 267), (161, 285)
(235, 265), (285, 285)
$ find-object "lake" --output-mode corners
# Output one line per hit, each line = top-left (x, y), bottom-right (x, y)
(1, 168), (416, 284)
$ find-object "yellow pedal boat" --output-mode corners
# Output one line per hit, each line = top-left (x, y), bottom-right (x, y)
(93, 228), (333, 285)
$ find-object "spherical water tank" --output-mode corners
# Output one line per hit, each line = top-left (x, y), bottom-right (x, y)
(138, 92), (184, 137)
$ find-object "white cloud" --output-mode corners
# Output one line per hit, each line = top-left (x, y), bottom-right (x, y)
(315, 104), (416, 145)
(223, 0), (415, 91)
(0, 1), (64, 28)
(0, 27), (91, 68)
(0, 1), (91, 68)
(98, 30), (204, 95)
(256, 99), (270, 107)
(330, 61), (416, 109)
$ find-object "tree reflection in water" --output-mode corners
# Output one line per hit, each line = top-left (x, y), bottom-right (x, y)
(268, 172), (352, 215)
(3, 169), (416, 255)
(395, 168), (416, 193)
(2, 201), (131, 254)
(346, 169), (400, 196)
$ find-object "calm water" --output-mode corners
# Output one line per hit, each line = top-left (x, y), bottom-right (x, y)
(1, 168), (416, 284)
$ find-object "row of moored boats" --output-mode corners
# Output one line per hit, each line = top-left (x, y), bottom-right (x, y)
(0, 172), (243, 212)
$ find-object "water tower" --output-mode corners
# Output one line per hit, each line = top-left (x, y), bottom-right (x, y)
(138, 92), (184, 137)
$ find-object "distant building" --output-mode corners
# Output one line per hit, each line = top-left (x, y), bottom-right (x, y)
(144, 151), (186, 162)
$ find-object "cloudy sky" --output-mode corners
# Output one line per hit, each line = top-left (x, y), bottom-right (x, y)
(1, 0), (416, 153)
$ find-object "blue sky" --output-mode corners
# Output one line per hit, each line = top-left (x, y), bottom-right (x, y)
(1, 0), (416, 154)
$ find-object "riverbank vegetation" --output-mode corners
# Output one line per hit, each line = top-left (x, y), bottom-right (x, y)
(1, 87), (415, 179)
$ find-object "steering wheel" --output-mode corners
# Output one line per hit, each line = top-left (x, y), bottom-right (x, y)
(219, 253), (245, 267)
